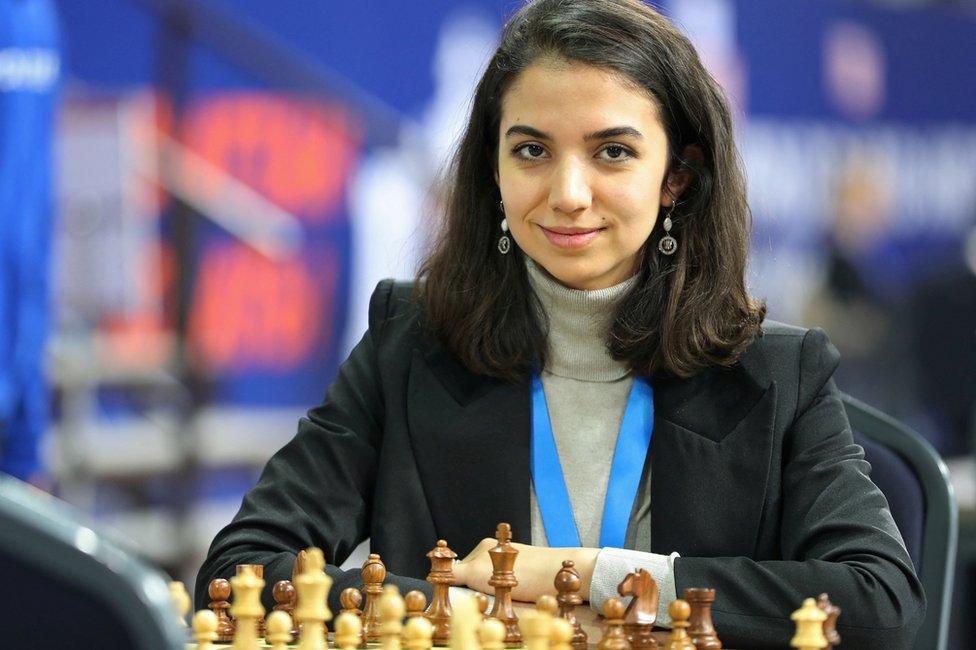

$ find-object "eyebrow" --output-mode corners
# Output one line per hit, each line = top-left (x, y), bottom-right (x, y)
(504, 125), (644, 141)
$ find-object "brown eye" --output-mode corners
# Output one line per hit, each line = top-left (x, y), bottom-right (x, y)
(598, 144), (634, 162)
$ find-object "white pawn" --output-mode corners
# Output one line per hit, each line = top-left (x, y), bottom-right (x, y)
(169, 581), (191, 628)
(266, 610), (293, 650)
(551, 617), (574, 650)
(520, 610), (551, 650)
(192, 609), (219, 650)
(791, 598), (828, 650)
(480, 617), (507, 650)
(379, 585), (406, 650)
(335, 611), (365, 650)
(404, 613), (434, 650)
(449, 593), (480, 650)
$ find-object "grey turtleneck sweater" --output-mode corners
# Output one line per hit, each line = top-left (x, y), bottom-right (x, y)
(524, 258), (678, 623)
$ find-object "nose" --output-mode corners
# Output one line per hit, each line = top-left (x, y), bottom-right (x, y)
(547, 157), (592, 215)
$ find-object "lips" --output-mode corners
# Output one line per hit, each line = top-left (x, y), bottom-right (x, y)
(539, 225), (604, 249)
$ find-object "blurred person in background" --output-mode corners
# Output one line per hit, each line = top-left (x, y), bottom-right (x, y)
(0, 0), (60, 484)
(904, 209), (976, 458)
(802, 154), (915, 420)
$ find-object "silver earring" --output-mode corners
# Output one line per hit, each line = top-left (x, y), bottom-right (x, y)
(658, 199), (677, 255)
(498, 200), (511, 254)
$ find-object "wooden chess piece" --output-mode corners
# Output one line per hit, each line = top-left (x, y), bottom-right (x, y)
(618, 569), (658, 650)
(424, 539), (457, 645)
(341, 587), (367, 648)
(266, 610), (293, 650)
(480, 617), (507, 650)
(598, 598), (631, 650)
(449, 593), (480, 650)
(406, 590), (428, 620)
(208, 578), (236, 642)
(487, 523), (522, 647)
(405, 611), (435, 650)
(336, 611), (365, 650)
(379, 584), (406, 650)
(684, 588), (721, 649)
(663, 600), (695, 650)
(237, 564), (266, 639)
(551, 617), (575, 650)
(362, 553), (387, 642)
(230, 565), (265, 650)
(273, 579), (300, 641)
(192, 609), (219, 650)
(475, 592), (489, 620)
(296, 547), (332, 650)
(521, 597), (554, 650)
(790, 598), (828, 650)
(555, 560), (587, 650)
(817, 593), (841, 648)
(169, 581), (191, 628)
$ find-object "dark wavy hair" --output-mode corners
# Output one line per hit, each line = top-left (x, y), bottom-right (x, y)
(416, 0), (765, 381)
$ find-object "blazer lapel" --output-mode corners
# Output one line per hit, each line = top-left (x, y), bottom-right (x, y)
(650, 348), (776, 558)
(407, 341), (532, 556)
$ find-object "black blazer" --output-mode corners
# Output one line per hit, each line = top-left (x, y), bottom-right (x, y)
(196, 280), (924, 649)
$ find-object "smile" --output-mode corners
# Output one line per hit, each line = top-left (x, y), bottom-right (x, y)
(539, 225), (605, 249)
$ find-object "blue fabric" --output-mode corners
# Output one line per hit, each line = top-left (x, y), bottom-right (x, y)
(0, 0), (61, 480)
(531, 373), (654, 548)
(854, 432), (924, 572)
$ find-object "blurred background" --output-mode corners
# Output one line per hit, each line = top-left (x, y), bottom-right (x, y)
(1, 0), (974, 645)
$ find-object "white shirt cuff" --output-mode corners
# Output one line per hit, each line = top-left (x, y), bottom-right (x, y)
(588, 547), (680, 628)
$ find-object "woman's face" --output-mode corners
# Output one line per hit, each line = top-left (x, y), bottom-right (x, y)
(497, 59), (675, 290)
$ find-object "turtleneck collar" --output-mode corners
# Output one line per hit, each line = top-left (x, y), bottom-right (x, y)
(525, 257), (636, 382)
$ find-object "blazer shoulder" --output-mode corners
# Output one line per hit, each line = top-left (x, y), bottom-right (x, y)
(745, 319), (842, 416)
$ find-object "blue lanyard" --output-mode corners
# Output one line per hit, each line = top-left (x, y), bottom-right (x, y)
(530, 373), (654, 548)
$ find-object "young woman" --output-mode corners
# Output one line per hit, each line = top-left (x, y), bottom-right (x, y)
(196, 1), (923, 647)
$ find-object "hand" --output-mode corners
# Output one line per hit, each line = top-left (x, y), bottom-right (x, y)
(453, 538), (599, 603)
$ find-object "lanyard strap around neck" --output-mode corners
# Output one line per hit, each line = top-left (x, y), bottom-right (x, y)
(530, 372), (654, 548)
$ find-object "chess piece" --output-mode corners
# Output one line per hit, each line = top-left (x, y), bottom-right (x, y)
(296, 547), (333, 650)
(475, 592), (489, 620)
(192, 609), (219, 650)
(208, 578), (236, 642)
(237, 564), (267, 638)
(817, 593), (841, 648)
(362, 553), (387, 642)
(341, 587), (367, 648)
(521, 598), (554, 650)
(618, 569), (659, 650)
(294, 549), (309, 580)
(449, 593), (481, 650)
(487, 523), (522, 647)
(684, 588), (721, 649)
(336, 612), (365, 650)
(379, 585), (406, 650)
(405, 612), (435, 650)
(663, 600), (695, 650)
(551, 618), (575, 650)
(480, 617), (507, 650)
(598, 598), (631, 650)
(406, 590), (428, 619)
(790, 598), (828, 650)
(266, 610), (293, 650)
(169, 581), (191, 628)
(273, 580), (300, 641)
(555, 560), (587, 650)
(230, 565), (265, 650)
(425, 539), (457, 645)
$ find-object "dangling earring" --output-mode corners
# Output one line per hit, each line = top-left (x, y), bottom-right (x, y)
(658, 198), (677, 255)
(498, 200), (511, 254)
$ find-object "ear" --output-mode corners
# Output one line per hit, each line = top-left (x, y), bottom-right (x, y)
(661, 144), (704, 206)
